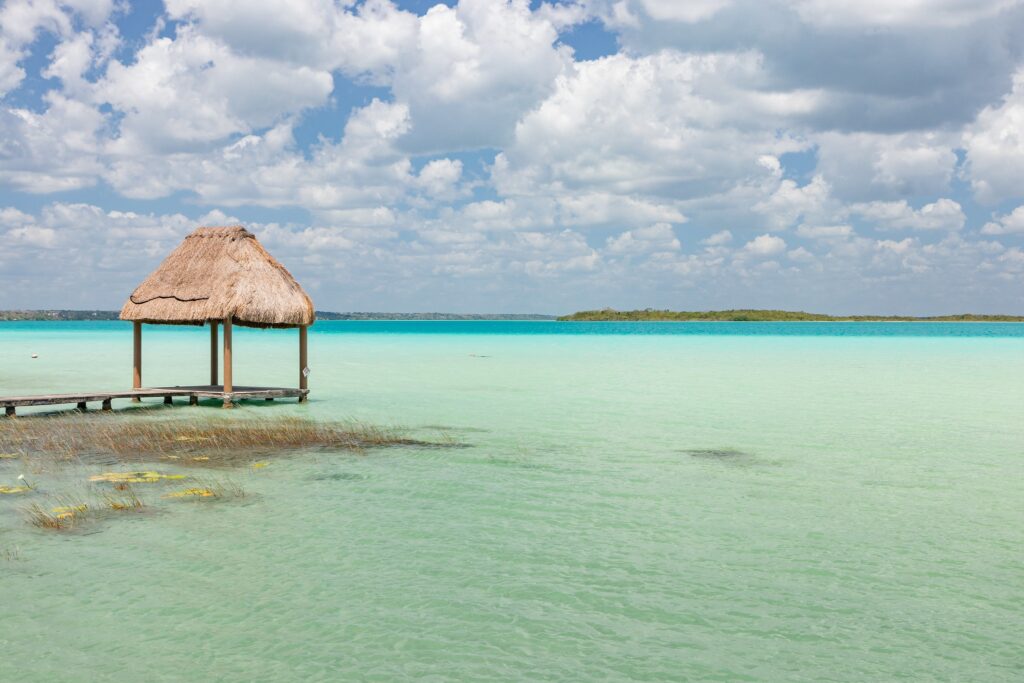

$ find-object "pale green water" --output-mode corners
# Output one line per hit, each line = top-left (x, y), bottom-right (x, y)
(1, 322), (1022, 681)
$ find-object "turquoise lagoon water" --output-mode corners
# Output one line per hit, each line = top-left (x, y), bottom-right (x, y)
(1, 321), (1022, 681)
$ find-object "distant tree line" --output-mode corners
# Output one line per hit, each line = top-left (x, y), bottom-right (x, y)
(558, 308), (1024, 322)
(0, 310), (120, 321)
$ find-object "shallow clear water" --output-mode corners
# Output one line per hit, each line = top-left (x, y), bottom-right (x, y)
(1, 321), (1023, 681)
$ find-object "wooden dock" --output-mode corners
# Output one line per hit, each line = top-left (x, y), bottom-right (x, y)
(1, 385), (309, 416)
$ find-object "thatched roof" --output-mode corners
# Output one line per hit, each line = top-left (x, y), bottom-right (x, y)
(120, 226), (314, 328)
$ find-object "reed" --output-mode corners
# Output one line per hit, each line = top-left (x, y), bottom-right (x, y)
(23, 497), (90, 530)
(0, 413), (440, 469)
(101, 486), (145, 511)
(22, 487), (148, 531)
(4, 413), (458, 533)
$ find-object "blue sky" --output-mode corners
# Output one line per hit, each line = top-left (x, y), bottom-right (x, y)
(2, 0), (1024, 314)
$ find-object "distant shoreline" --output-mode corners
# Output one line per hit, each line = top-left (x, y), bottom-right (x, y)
(3, 309), (1024, 323)
(0, 310), (557, 322)
(558, 309), (1024, 322)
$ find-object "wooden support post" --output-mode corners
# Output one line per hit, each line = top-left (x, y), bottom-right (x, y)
(164, 395), (173, 405)
(132, 321), (142, 401)
(5, 406), (14, 417)
(223, 316), (233, 408)
(189, 395), (198, 406)
(210, 321), (219, 386)
(102, 399), (112, 411)
(77, 402), (87, 411)
(298, 325), (308, 403)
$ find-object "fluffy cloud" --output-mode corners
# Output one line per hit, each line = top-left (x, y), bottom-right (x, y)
(981, 205), (1024, 234)
(743, 233), (787, 256)
(790, 0), (1019, 27)
(414, 158), (465, 200)
(163, 1), (575, 152)
(100, 98), (416, 207)
(813, 132), (959, 201)
(597, 0), (1024, 136)
(0, 38), (27, 97)
(0, 93), (105, 192)
(634, 0), (733, 23)
(97, 25), (333, 153)
(393, 0), (573, 152)
(701, 230), (733, 246)
(795, 224), (852, 240)
(963, 67), (1024, 204)
(605, 222), (681, 255)
(754, 175), (832, 230)
(851, 198), (966, 232)
(495, 49), (809, 231)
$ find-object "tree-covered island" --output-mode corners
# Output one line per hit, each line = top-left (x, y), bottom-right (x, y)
(558, 309), (1024, 322)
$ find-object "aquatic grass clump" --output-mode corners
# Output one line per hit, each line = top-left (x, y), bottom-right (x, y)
(23, 497), (90, 530)
(101, 487), (145, 511)
(164, 478), (245, 501)
(23, 488), (148, 531)
(0, 413), (442, 470)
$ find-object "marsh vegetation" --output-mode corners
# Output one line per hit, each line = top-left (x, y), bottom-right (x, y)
(0, 412), (452, 532)
(0, 413), (436, 468)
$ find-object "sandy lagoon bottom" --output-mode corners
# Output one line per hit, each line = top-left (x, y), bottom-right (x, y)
(1, 321), (1023, 681)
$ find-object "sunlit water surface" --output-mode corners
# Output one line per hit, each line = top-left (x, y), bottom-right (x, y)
(1, 321), (1022, 681)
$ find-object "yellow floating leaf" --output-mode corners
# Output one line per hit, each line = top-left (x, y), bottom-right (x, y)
(52, 504), (88, 520)
(165, 488), (216, 499)
(0, 485), (30, 494)
(89, 471), (185, 484)
(190, 456), (210, 462)
(0, 453), (19, 459)
(52, 504), (87, 513)
(251, 462), (267, 469)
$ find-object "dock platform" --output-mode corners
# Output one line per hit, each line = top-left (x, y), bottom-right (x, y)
(1, 386), (308, 416)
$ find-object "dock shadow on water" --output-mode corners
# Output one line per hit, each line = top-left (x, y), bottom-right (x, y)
(0, 412), (463, 533)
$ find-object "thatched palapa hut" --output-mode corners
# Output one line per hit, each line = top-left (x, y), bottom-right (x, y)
(120, 225), (314, 407)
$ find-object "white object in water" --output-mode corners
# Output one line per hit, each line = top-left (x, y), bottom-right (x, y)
(30, 353), (38, 359)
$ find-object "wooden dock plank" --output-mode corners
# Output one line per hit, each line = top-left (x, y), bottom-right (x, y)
(1, 390), (187, 407)
(1, 385), (308, 411)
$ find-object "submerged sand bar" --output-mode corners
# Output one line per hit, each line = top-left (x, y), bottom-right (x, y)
(1, 385), (308, 416)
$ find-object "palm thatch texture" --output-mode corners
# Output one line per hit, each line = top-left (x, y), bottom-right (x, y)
(119, 225), (314, 329)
